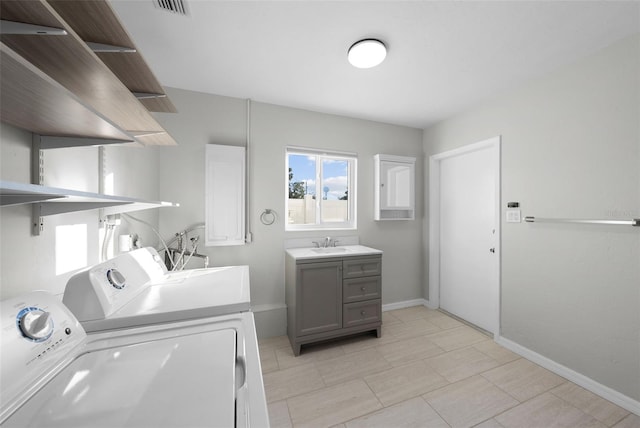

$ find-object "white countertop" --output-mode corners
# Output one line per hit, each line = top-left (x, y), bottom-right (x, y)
(286, 245), (382, 260)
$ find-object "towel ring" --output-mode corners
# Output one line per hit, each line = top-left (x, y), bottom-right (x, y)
(260, 209), (277, 226)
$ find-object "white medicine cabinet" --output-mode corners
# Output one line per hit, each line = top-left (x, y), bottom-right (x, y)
(374, 154), (416, 220)
(205, 144), (246, 246)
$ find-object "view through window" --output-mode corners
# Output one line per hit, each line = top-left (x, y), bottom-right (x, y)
(286, 148), (356, 230)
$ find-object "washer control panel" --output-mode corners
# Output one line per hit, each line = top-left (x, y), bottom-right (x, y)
(63, 247), (168, 322)
(16, 307), (54, 342)
(1, 291), (86, 415)
(106, 268), (126, 289)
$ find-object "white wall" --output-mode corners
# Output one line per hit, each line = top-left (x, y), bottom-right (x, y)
(423, 34), (640, 402)
(0, 125), (161, 299)
(153, 89), (424, 337)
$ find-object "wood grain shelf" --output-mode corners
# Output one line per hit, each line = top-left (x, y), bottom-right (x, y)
(0, 0), (177, 146)
(47, 0), (177, 113)
(1, 42), (134, 142)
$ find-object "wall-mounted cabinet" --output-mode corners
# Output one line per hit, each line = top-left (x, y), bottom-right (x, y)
(205, 144), (246, 246)
(374, 154), (416, 220)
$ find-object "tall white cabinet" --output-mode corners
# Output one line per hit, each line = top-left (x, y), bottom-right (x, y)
(374, 154), (416, 220)
(205, 144), (246, 246)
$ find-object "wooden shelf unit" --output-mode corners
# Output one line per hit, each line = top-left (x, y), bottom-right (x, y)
(1, 43), (135, 143)
(47, 0), (177, 114)
(0, 0), (177, 147)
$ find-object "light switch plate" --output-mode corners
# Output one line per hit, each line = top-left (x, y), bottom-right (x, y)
(506, 209), (521, 223)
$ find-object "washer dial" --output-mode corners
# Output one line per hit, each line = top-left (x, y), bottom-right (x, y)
(106, 268), (126, 289)
(17, 307), (53, 342)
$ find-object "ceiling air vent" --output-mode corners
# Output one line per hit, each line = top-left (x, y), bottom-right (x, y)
(153, 0), (188, 16)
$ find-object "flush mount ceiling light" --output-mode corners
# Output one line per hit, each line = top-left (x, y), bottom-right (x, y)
(348, 39), (386, 69)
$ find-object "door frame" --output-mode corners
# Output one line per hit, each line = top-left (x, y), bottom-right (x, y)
(428, 136), (501, 338)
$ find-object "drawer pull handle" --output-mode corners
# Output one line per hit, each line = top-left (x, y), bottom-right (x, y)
(360, 310), (366, 316)
(360, 287), (366, 291)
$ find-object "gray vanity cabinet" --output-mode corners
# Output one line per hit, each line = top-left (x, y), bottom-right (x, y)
(285, 253), (382, 356)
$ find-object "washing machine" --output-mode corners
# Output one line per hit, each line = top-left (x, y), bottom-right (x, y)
(62, 247), (251, 333)
(0, 291), (268, 427)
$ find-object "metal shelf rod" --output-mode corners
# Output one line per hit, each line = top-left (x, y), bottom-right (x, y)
(524, 216), (639, 227)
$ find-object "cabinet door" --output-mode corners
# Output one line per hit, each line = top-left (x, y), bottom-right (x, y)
(380, 160), (413, 209)
(374, 154), (416, 220)
(205, 144), (245, 246)
(296, 261), (342, 336)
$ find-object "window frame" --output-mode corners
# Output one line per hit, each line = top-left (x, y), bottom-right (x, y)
(285, 146), (357, 231)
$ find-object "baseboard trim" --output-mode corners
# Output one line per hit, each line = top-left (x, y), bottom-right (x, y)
(382, 298), (427, 311)
(496, 336), (640, 416)
(422, 299), (439, 310)
(259, 299), (437, 314)
(251, 303), (287, 339)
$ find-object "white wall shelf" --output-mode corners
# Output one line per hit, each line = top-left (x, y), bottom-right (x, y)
(0, 180), (178, 215)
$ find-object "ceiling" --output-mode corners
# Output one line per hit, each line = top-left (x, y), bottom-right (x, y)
(109, 1), (640, 129)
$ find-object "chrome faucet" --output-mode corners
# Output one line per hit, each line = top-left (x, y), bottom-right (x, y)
(312, 237), (333, 248)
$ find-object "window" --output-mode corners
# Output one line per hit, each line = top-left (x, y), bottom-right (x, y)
(286, 147), (357, 230)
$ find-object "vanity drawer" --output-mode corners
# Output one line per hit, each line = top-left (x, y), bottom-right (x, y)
(343, 276), (381, 303)
(343, 299), (381, 328)
(342, 257), (381, 278)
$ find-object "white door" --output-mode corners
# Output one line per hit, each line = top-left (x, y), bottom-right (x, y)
(436, 140), (499, 333)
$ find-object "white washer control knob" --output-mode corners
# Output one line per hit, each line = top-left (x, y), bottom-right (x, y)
(18, 310), (53, 341)
(106, 268), (126, 289)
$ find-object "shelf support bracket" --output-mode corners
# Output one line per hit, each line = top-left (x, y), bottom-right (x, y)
(31, 135), (45, 236)
(32, 204), (44, 236)
(0, 20), (67, 36)
(133, 92), (167, 100)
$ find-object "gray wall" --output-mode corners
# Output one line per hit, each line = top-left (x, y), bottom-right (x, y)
(0, 88), (424, 337)
(423, 35), (640, 401)
(0, 125), (161, 298)
(153, 89), (425, 337)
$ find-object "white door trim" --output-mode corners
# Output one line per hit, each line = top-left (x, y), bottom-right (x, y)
(428, 136), (502, 338)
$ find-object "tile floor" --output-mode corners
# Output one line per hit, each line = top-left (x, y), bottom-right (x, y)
(258, 305), (639, 428)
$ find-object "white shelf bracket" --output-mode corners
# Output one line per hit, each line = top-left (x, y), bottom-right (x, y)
(0, 20), (67, 36)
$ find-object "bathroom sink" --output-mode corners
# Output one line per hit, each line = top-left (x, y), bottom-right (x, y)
(311, 247), (348, 254)
(286, 245), (382, 260)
